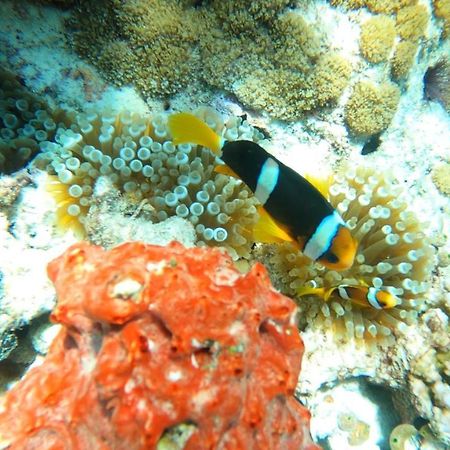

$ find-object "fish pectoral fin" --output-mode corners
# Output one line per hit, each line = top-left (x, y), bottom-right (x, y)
(252, 206), (294, 245)
(296, 286), (326, 298)
(214, 164), (240, 179)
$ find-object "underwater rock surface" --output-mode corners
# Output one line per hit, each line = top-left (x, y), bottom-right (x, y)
(0, 241), (318, 450)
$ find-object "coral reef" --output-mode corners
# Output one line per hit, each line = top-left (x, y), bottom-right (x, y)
(0, 70), (63, 174)
(0, 241), (319, 450)
(391, 41), (418, 80)
(33, 107), (263, 259)
(407, 309), (450, 446)
(330, 0), (422, 15)
(396, 5), (429, 42)
(232, 53), (352, 121)
(69, 1), (352, 121)
(432, 162), (450, 196)
(255, 165), (435, 346)
(345, 81), (401, 136)
(329, 0), (430, 86)
(433, 0), (450, 38)
(0, 172), (30, 211)
(304, 378), (398, 449)
(359, 15), (396, 63)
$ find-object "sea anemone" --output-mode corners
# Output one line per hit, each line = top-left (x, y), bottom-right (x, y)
(0, 70), (64, 175)
(256, 165), (435, 345)
(32, 107), (263, 259)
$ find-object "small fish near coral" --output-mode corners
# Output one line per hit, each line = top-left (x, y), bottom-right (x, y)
(169, 113), (358, 271)
(297, 283), (400, 310)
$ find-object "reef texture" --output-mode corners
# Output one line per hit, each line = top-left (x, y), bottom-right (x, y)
(33, 107), (262, 259)
(406, 309), (450, 446)
(69, 1), (352, 121)
(255, 165), (435, 347)
(432, 162), (450, 196)
(0, 241), (319, 450)
(433, 0), (450, 38)
(359, 15), (396, 63)
(345, 81), (401, 136)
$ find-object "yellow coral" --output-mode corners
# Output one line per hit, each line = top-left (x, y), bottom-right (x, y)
(345, 81), (400, 135)
(432, 163), (450, 196)
(329, 0), (366, 9)
(391, 40), (418, 79)
(360, 15), (396, 63)
(330, 0), (418, 13)
(313, 54), (353, 107)
(72, 0), (199, 97)
(365, 0), (418, 14)
(70, 1), (351, 120)
(234, 53), (351, 121)
(433, 0), (450, 38)
(258, 166), (435, 346)
(396, 5), (429, 41)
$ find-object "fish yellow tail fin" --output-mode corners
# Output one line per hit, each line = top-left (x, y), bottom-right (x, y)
(168, 113), (224, 155)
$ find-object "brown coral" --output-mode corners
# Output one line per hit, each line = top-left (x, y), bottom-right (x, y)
(345, 81), (401, 135)
(234, 53), (351, 120)
(330, 0), (418, 14)
(69, 1), (351, 120)
(432, 163), (450, 196)
(433, 0), (450, 38)
(391, 40), (418, 79)
(359, 15), (396, 63)
(396, 5), (429, 41)
(71, 0), (199, 97)
(0, 241), (320, 450)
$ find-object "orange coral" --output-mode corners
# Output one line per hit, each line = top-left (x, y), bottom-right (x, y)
(0, 242), (319, 450)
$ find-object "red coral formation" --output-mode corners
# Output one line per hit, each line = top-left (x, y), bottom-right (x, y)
(0, 241), (319, 450)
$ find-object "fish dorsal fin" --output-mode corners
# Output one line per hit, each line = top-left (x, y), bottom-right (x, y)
(168, 112), (224, 155)
(214, 164), (240, 179)
(252, 206), (295, 245)
(302, 172), (331, 200)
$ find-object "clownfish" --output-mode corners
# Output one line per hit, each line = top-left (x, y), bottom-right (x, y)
(297, 284), (400, 309)
(168, 113), (358, 271)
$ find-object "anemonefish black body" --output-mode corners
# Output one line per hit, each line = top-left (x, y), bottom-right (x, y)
(297, 284), (400, 309)
(168, 113), (358, 271)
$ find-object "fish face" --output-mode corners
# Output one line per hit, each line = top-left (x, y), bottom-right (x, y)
(317, 226), (358, 271)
